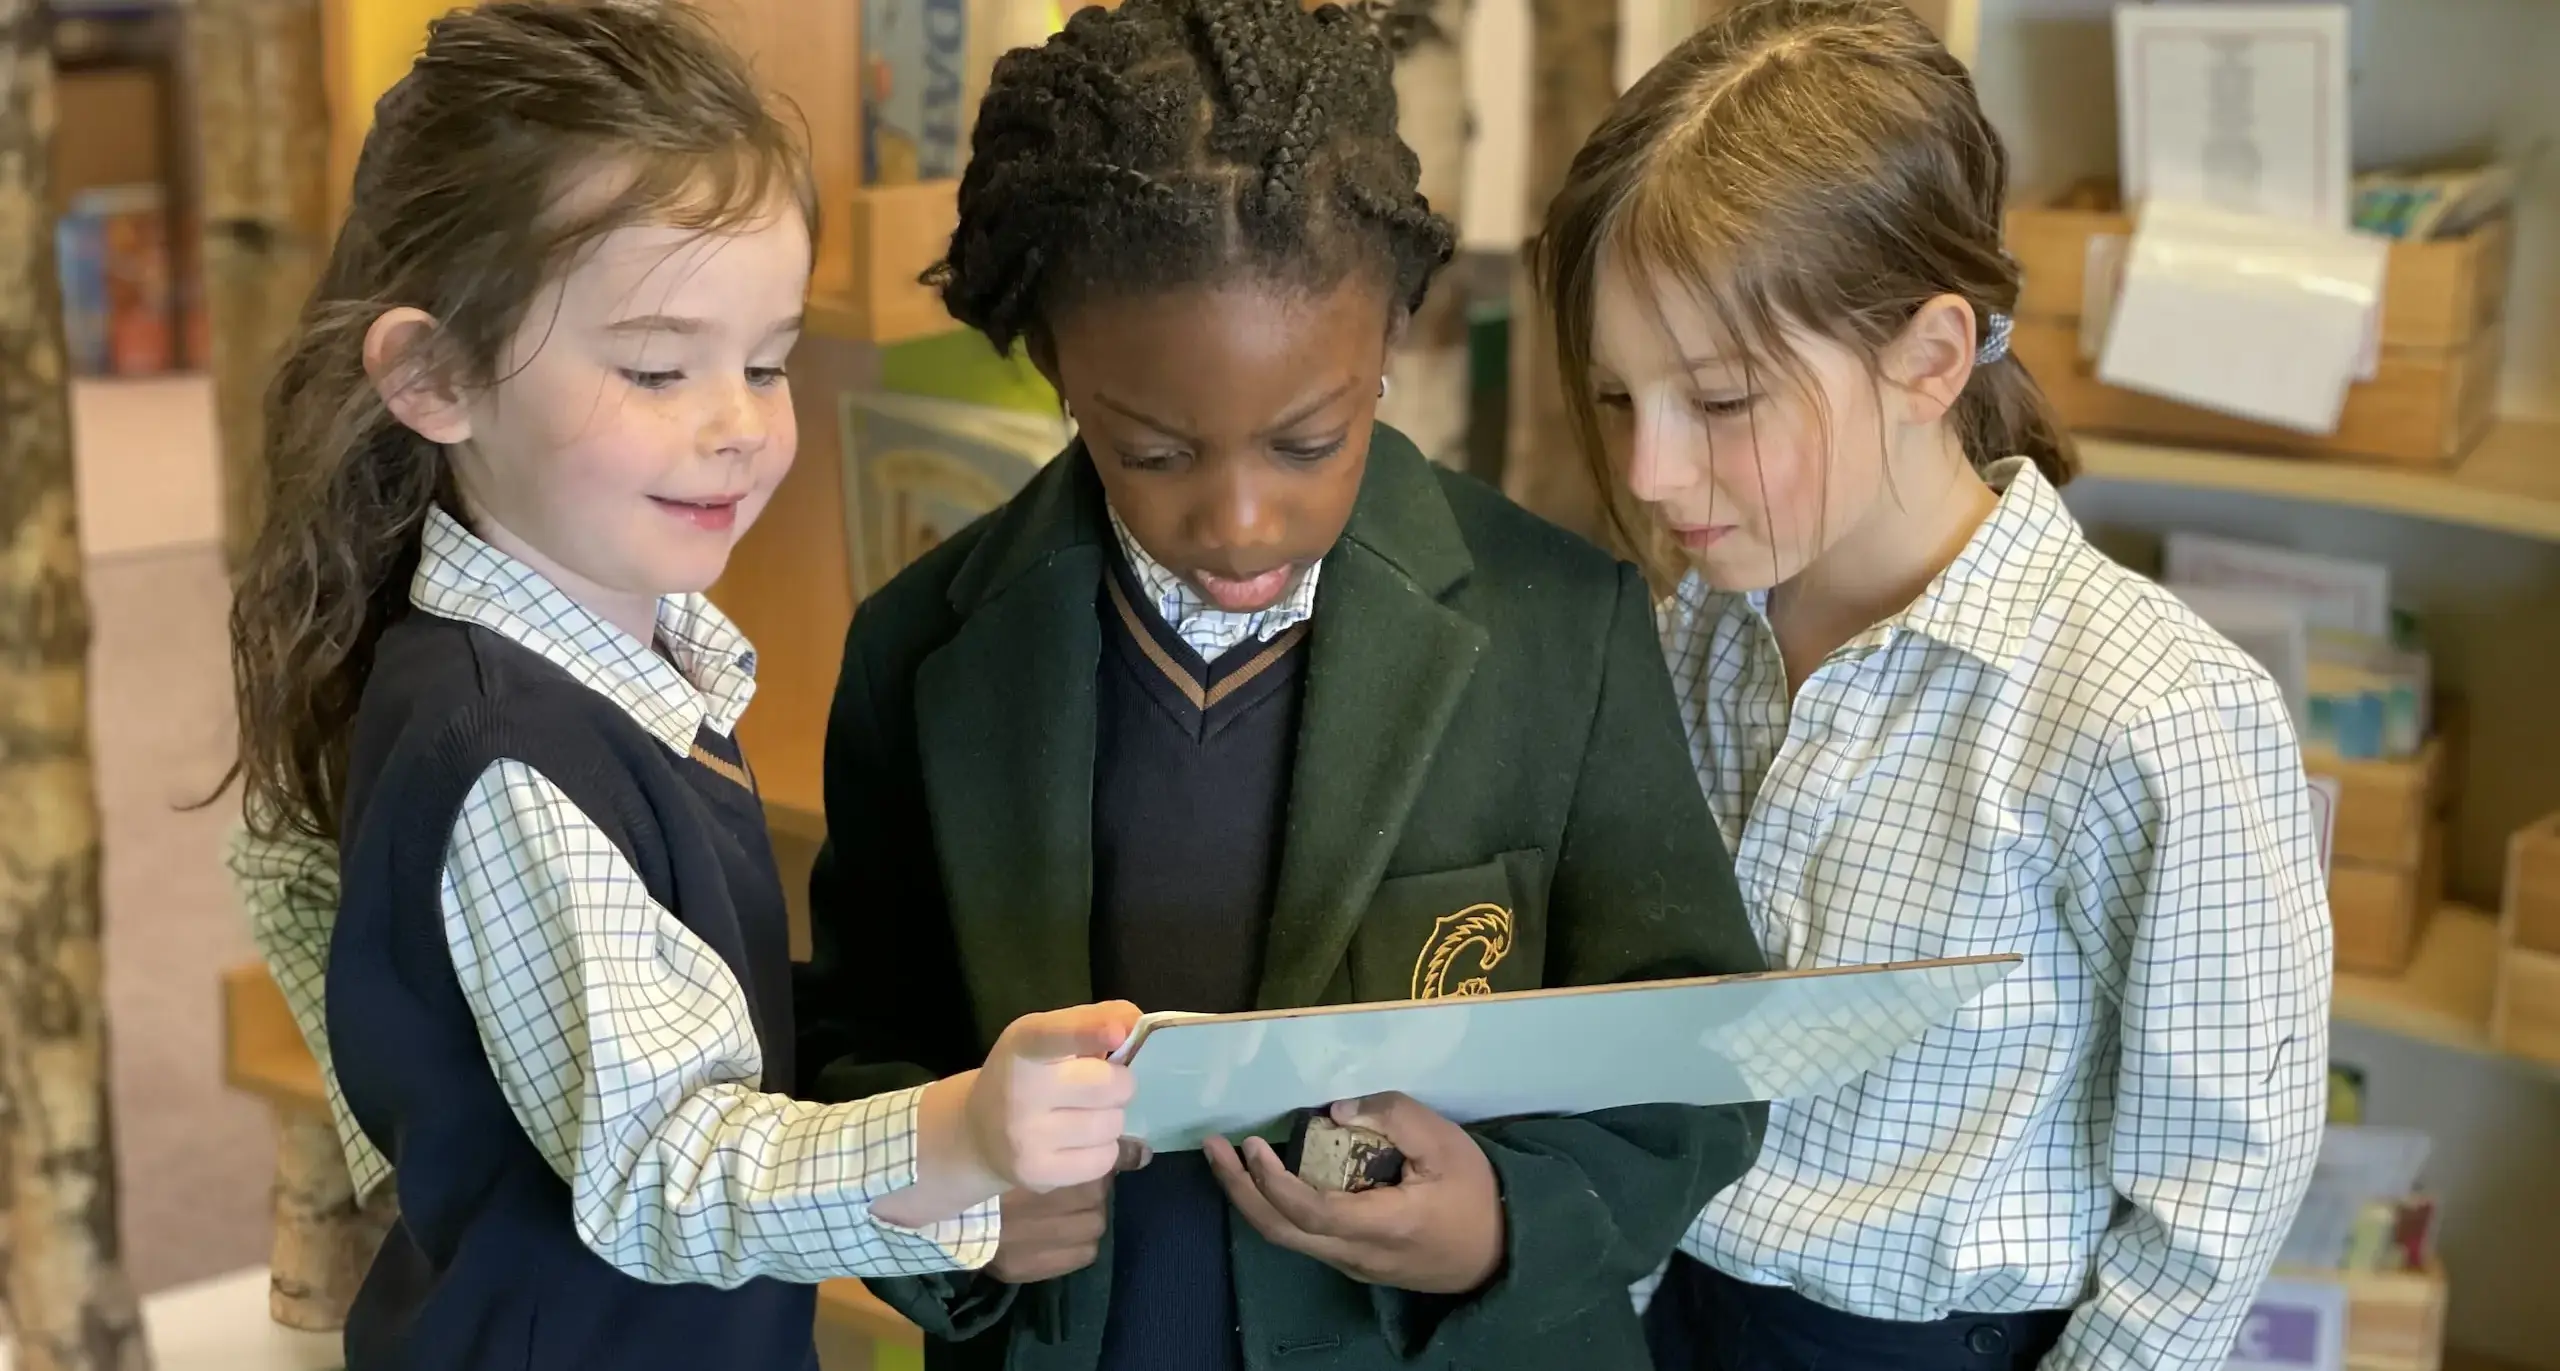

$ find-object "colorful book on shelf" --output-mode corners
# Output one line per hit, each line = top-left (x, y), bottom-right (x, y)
(862, 0), (1071, 183)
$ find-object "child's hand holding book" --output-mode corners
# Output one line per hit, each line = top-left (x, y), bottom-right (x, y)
(874, 1001), (1143, 1229)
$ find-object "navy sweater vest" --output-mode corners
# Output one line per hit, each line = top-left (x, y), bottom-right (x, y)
(327, 610), (814, 1371)
(1088, 549), (1309, 1371)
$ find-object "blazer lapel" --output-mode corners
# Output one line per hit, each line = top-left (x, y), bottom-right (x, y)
(915, 455), (1106, 1043)
(1256, 431), (1487, 1009)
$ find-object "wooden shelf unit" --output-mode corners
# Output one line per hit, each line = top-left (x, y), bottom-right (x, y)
(2334, 904), (2558, 1079)
(2075, 422), (2560, 544)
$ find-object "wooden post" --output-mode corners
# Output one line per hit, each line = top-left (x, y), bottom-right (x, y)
(193, 0), (389, 1331)
(0, 1), (156, 1365)
(1378, 0), (1472, 470)
(192, 0), (330, 573)
(1501, 0), (1620, 544)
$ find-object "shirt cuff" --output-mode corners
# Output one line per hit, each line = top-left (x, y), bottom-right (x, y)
(854, 1085), (1002, 1274)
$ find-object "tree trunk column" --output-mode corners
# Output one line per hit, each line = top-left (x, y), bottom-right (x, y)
(1379, 0), (1472, 471)
(193, 0), (384, 1331)
(192, 0), (329, 573)
(0, 2), (156, 1366)
(266, 1111), (394, 1330)
(1502, 0), (1619, 544)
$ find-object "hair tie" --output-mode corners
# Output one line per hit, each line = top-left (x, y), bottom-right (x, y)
(1976, 312), (2013, 366)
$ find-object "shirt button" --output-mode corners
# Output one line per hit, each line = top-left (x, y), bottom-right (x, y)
(1966, 1324), (2008, 1357)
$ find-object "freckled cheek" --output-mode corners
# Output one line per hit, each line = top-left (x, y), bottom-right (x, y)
(538, 406), (693, 500)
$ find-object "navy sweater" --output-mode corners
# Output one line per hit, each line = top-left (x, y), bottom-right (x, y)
(327, 611), (813, 1371)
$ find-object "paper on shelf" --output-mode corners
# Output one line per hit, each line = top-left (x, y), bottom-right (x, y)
(2115, 4), (2353, 228)
(2164, 532), (2391, 638)
(1113, 956), (2020, 1152)
(2097, 201), (2387, 434)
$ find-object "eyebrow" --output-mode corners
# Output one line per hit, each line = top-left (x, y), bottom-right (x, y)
(605, 313), (806, 338)
(1092, 378), (1358, 440)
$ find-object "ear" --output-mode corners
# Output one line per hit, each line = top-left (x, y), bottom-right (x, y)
(1882, 294), (1976, 427)
(1383, 302), (1412, 351)
(363, 308), (473, 445)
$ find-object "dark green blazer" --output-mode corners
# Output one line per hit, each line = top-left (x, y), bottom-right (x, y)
(796, 425), (1765, 1371)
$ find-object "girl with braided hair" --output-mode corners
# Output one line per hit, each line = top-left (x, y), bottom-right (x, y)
(793, 2), (1765, 1369)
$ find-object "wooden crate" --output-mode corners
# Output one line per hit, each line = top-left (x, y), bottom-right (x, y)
(2502, 812), (2560, 956)
(2333, 823), (2445, 976)
(2310, 742), (2446, 870)
(805, 180), (962, 344)
(2003, 202), (2513, 467)
(2011, 206), (2513, 352)
(2011, 317), (2502, 468)
(2336, 1262), (2449, 1371)
(2491, 942), (2560, 1068)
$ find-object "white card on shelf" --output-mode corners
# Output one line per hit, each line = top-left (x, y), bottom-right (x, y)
(2115, 4), (2353, 227)
(2097, 200), (2386, 434)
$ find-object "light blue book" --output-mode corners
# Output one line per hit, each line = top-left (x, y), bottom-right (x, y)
(1111, 955), (2021, 1151)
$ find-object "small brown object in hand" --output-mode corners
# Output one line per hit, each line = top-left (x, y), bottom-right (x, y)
(1281, 1112), (1405, 1193)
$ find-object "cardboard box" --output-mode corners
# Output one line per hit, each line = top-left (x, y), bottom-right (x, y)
(2004, 203), (2512, 467)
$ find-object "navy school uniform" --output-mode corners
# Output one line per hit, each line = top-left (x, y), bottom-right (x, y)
(796, 424), (1770, 1371)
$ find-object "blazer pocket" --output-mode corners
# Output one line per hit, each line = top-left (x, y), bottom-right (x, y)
(1347, 849), (1547, 1003)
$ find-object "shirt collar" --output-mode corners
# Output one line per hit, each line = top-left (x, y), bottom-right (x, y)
(1104, 504), (1324, 658)
(410, 505), (759, 755)
(1888, 458), (2076, 673)
(1660, 457), (2075, 676)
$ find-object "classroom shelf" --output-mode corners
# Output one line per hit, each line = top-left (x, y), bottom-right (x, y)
(2075, 421), (2560, 544)
(2334, 904), (2557, 1078)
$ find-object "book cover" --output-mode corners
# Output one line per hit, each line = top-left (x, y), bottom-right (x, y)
(839, 390), (1070, 599)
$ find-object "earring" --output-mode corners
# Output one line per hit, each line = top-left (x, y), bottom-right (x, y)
(1378, 376), (1393, 400)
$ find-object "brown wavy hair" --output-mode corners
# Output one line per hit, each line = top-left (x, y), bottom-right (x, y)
(225, 1), (814, 843)
(1532, 0), (2073, 578)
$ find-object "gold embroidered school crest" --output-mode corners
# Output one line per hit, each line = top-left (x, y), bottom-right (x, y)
(1411, 903), (1514, 1000)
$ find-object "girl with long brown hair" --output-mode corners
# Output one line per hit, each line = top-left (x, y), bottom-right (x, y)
(1534, 4), (2332, 1369)
(222, 7), (1140, 1368)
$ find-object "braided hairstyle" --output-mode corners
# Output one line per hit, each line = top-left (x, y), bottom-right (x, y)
(928, 0), (1456, 355)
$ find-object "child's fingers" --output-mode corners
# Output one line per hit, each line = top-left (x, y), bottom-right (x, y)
(1116, 1137), (1153, 1172)
(1007, 1002), (1143, 1062)
(1238, 1136), (1398, 1241)
(1019, 1141), (1124, 1192)
(1037, 1056), (1136, 1106)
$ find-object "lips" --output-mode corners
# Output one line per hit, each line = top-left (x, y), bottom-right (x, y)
(652, 495), (744, 533)
(1671, 524), (1735, 551)
(1190, 564), (1296, 612)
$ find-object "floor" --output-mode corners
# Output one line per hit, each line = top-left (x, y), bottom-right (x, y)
(0, 1270), (337, 1371)
(69, 374), (278, 1294)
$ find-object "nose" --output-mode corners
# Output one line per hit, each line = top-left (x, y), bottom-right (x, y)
(703, 373), (770, 459)
(1187, 461), (1286, 571)
(1623, 395), (1703, 506)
